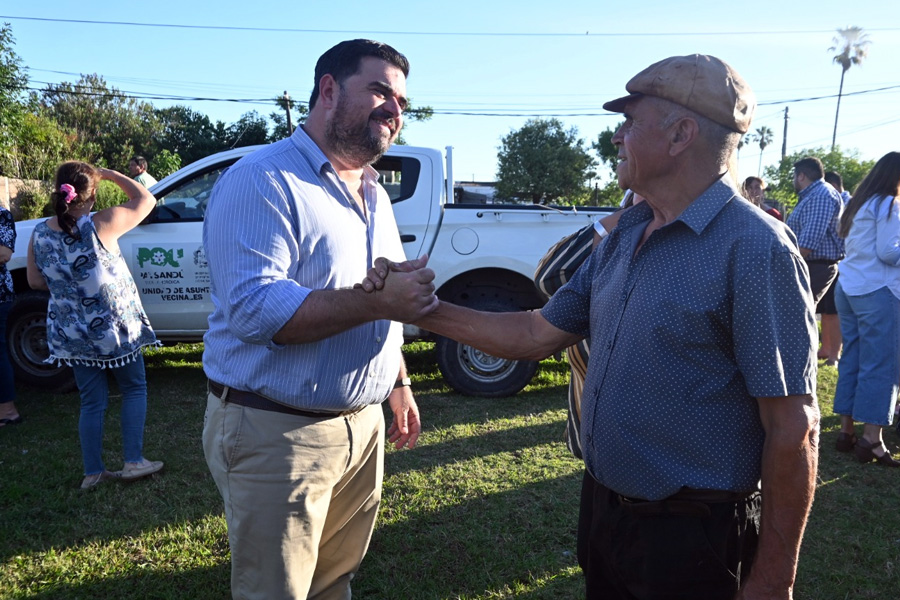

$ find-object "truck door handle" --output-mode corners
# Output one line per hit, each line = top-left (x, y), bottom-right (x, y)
(400, 234), (416, 242)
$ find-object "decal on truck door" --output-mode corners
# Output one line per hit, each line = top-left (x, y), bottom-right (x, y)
(132, 243), (210, 305)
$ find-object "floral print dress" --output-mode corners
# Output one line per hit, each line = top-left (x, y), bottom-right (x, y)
(0, 208), (15, 304)
(31, 214), (158, 367)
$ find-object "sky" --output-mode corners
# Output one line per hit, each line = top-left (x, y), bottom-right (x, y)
(3, 1), (899, 187)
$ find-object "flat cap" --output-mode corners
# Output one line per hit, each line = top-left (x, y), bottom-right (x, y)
(603, 54), (756, 133)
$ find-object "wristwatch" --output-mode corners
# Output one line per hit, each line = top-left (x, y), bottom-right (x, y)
(393, 377), (412, 389)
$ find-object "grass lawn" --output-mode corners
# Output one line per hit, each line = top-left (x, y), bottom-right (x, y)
(1, 342), (898, 599)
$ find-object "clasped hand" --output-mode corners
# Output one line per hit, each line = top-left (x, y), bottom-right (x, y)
(356, 254), (438, 322)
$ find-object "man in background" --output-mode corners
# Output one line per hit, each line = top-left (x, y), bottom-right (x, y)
(820, 170), (851, 365)
(788, 158), (845, 365)
(128, 156), (157, 188)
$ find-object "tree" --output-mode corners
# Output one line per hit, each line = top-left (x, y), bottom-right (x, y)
(0, 23), (29, 176)
(763, 146), (874, 212)
(224, 111), (270, 148)
(148, 149), (182, 180)
(153, 105), (230, 166)
(753, 126), (774, 177)
(3, 111), (81, 181)
(393, 100), (433, 145)
(591, 122), (623, 177)
(496, 118), (596, 205)
(829, 26), (871, 150)
(40, 74), (163, 170)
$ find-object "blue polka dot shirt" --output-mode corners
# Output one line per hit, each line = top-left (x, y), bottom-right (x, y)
(542, 178), (818, 501)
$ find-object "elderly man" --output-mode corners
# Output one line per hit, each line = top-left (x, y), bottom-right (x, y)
(202, 39), (437, 600)
(370, 55), (819, 599)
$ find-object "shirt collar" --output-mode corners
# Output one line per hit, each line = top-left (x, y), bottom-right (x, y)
(798, 178), (825, 201)
(290, 125), (379, 182)
(618, 175), (740, 236)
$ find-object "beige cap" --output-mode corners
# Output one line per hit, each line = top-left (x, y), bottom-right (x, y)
(603, 54), (756, 134)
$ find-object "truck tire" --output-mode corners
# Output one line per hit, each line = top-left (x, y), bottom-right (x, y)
(6, 291), (77, 393)
(434, 299), (539, 397)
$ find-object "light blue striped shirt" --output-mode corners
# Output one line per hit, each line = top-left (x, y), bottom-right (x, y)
(202, 127), (405, 410)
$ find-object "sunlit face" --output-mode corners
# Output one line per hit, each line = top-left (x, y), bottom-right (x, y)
(611, 97), (672, 194)
(746, 180), (764, 203)
(325, 57), (408, 168)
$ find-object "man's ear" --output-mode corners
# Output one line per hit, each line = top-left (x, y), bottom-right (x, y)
(668, 117), (699, 157)
(317, 74), (339, 110)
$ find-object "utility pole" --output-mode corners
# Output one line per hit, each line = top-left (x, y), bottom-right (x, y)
(283, 91), (294, 136)
(781, 106), (789, 160)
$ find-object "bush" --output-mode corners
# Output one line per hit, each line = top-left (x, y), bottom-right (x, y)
(94, 180), (128, 210)
(14, 180), (53, 220)
(149, 149), (182, 179)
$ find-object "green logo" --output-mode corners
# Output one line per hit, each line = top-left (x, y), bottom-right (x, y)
(137, 247), (184, 268)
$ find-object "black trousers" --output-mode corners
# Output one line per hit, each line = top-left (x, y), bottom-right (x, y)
(577, 471), (760, 600)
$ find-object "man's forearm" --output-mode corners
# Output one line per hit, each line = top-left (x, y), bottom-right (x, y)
(742, 395), (819, 598)
(273, 287), (390, 344)
(272, 256), (438, 345)
(415, 301), (579, 362)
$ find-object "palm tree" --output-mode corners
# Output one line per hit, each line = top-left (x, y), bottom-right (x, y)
(829, 26), (871, 150)
(753, 126), (773, 177)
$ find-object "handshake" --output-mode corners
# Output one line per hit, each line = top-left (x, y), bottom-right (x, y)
(355, 254), (439, 323)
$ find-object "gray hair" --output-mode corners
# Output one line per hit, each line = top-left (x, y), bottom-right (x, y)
(653, 97), (741, 168)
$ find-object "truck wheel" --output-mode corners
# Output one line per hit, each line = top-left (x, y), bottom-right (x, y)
(6, 291), (77, 393)
(434, 299), (539, 397)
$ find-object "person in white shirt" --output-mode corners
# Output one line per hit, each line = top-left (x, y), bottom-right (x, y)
(832, 152), (900, 466)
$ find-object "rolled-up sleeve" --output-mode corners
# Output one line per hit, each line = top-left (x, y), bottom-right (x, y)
(204, 164), (310, 347)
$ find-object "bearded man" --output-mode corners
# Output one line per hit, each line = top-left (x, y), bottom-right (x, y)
(201, 39), (438, 600)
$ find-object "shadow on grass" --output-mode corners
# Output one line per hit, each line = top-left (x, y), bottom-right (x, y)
(358, 471), (585, 599)
(383, 415), (572, 475)
(16, 564), (231, 599)
(793, 398), (900, 600)
(411, 384), (569, 428)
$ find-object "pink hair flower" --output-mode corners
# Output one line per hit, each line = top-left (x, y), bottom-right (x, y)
(60, 183), (77, 204)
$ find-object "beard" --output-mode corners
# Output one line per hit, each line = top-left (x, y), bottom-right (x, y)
(325, 93), (399, 168)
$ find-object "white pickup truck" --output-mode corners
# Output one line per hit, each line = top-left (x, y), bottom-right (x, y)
(5, 144), (613, 397)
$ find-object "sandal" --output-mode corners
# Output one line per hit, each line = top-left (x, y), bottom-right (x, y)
(835, 432), (857, 453)
(854, 438), (900, 467)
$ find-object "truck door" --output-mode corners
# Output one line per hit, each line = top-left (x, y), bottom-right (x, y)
(375, 149), (439, 260)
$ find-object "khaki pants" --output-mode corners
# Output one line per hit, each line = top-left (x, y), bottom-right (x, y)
(203, 392), (385, 600)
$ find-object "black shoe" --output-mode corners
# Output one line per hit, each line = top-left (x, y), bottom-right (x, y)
(835, 432), (857, 453)
(854, 438), (900, 467)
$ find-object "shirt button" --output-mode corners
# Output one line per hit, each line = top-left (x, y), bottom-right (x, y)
(376, 336), (382, 343)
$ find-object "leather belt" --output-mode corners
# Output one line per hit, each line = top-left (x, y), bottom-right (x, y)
(208, 380), (362, 419)
(617, 488), (757, 518)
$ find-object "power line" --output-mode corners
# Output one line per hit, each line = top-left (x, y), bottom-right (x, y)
(21, 81), (900, 118)
(3, 14), (900, 37)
